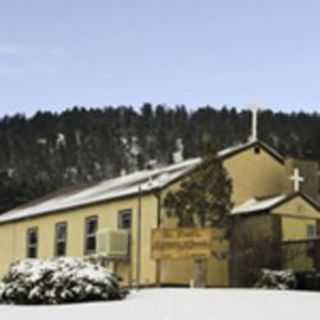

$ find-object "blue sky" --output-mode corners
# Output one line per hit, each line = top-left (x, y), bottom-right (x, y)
(1, 0), (320, 116)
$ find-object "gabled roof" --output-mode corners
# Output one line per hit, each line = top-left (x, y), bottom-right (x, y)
(0, 158), (201, 224)
(231, 194), (287, 215)
(217, 139), (284, 163)
(231, 192), (320, 216)
(0, 139), (284, 224)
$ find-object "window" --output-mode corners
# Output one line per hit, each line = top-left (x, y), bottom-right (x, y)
(85, 216), (98, 254)
(55, 222), (67, 257)
(27, 227), (38, 258)
(307, 224), (317, 239)
(118, 209), (132, 229)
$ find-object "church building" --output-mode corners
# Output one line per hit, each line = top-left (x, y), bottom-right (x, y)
(0, 107), (319, 287)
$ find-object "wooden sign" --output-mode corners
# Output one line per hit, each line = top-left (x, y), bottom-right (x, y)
(151, 228), (219, 260)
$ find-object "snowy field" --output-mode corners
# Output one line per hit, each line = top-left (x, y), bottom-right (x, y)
(1, 288), (320, 319)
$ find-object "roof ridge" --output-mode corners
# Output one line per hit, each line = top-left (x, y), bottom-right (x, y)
(0, 139), (284, 224)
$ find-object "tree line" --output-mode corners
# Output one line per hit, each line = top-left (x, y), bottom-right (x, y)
(0, 103), (319, 213)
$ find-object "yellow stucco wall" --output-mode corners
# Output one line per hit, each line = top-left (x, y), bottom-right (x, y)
(149, 145), (288, 286)
(0, 194), (159, 286)
(0, 189), (230, 287)
(224, 147), (286, 205)
(272, 196), (320, 222)
(272, 196), (320, 271)
(281, 217), (316, 271)
(152, 181), (230, 287)
(281, 217), (317, 241)
(2, 144), (318, 286)
(160, 144), (287, 223)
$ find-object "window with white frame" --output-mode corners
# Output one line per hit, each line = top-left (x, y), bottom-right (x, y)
(85, 216), (98, 254)
(26, 227), (38, 258)
(307, 224), (317, 239)
(55, 222), (67, 257)
(118, 209), (132, 229)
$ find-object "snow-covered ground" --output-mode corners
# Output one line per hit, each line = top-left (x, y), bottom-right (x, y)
(1, 288), (319, 319)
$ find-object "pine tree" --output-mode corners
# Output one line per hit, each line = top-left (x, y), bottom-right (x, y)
(1, 104), (320, 214)
(163, 143), (233, 228)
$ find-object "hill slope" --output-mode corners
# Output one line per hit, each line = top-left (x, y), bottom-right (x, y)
(1, 104), (320, 213)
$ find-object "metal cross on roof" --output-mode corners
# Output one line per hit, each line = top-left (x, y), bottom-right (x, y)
(289, 168), (304, 192)
(248, 104), (259, 142)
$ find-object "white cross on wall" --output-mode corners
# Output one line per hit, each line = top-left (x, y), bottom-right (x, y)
(289, 168), (304, 192)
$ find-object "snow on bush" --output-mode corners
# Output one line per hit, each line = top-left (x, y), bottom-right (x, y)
(254, 269), (297, 290)
(0, 281), (4, 301)
(0, 258), (127, 305)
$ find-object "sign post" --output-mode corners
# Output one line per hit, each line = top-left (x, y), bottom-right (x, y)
(192, 258), (208, 288)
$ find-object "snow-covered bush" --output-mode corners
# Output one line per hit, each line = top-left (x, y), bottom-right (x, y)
(0, 281), (4, 302)
(0, 258), (127, 305)
(255, 269), (297, 290)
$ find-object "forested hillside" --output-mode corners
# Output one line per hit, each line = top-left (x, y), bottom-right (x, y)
(0, 103), (319, 213)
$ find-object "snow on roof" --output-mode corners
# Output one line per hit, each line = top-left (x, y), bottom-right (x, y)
(0, 139), (283, 224)
(231, 194), (287, 215)
(0, 157), (201, 224)
(217, 140), (254, 157)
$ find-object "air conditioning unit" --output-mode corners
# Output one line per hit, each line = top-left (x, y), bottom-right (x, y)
(97, 229), (129, 259)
